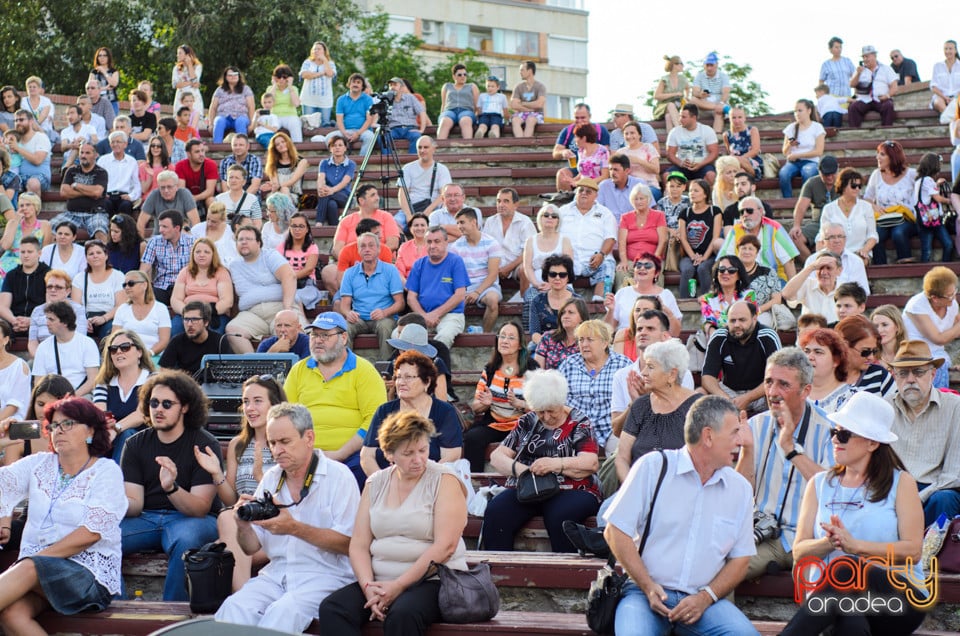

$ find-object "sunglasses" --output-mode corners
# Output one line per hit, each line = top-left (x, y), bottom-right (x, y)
(45, 284), (67, 290)
(149, 398), (179, 410)
(123, 280), (143, 288)
(149, 144), (162, 149)
(849, 183), (862, 189)
(108, 342), (135, 353)
(547, 271), (569, 279)
(541, 213), (559, 219)
(455, 72), (467, 77)
(893, 366), (932, 379)
(633, 262), (656, 270)
(740, 207), (760, 215)
(717, 266), (738, 275)
(857, 347), (879, 358)
(829, 428), (858, 444)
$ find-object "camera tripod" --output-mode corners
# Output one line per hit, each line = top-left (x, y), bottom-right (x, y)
(340, 107), (413, 221)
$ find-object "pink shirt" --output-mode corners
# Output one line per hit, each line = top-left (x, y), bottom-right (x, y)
(396, 239), (427, 278)
(619, 209), (666, 261)
(176, 267), (231, 304)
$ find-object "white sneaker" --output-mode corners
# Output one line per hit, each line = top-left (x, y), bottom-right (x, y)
(506, 292), (522, 303)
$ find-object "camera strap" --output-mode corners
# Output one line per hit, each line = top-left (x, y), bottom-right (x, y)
(274, 451), (319, 505)
(775, 404), (811, 526)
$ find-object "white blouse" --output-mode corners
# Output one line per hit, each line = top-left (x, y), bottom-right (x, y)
(816, 199), (878, 252)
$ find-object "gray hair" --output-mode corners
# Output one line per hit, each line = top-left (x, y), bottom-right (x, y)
(523, 369), (569, 411)
(643, 339), (689, 380)
(157, 170), (179, 185)
(266, 192), (297, 231)
(108, 130), (128, 143)
(737, 195), (763, 211)
(536, 203), (562, 231)
(113, 115), (131, 128)
(427, 225), (448, 239)
(766, 347), (814, 387)
(815, 250), (843, 268)
(629, 183), (653, 204)
(267, 402), (313, 435)
(685, 395), (737, 445)
(358, 231), (380, 247)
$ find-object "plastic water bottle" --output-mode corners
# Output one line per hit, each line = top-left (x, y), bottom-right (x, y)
(602, 261), (614, 296)
(134, 590), (144, 602)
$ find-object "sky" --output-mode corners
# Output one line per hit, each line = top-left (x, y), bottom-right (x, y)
(583, 2), (952, 119)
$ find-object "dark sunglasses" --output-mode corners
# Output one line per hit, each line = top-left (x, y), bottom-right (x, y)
(108, 342), (135, 353)
(849, 183), (862, 189)
(547, 271), (569, 279)
(740, 207), (760, 215)
(149, 398), (178, 410)
(633, 262), (656, 270)
(541, 213), (559, 219)
(829, 429), (858, 443)
(717, 266), (739, 275)
(111, 215), (126, 225)
(857, 347), (879, 358)
(123, 280), (143, 288)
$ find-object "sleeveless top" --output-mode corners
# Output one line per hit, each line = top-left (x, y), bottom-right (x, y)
(443, 83), (475, 111)
(368, 462), (467, 581)
(235, 441), (275, 495)
(725, 128), (762, 179)
(0, 219), (43, 278)
(812, 470), (926, 595)
(276, 161), (302, 195)
(530, 234), (564, 284)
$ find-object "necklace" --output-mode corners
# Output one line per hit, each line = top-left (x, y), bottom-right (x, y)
(503, 365), (515, 376)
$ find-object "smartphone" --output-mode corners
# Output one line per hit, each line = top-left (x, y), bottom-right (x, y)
(8, 420), (42, 440)
(257, 109), (270, 116)
(374, 361), (393, 378)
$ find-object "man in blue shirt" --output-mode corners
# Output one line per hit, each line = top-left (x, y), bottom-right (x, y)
(257, 309), (310, 359)
(405, 226), (469, 348)
(327, 73), (375, 157)
(597, 154), (644, 222)
(340, 232), (404, 359)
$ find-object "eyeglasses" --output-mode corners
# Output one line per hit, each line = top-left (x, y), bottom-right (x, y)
(634, 262), (656, 270)
(123, 280), (143, 288)
(393, 374), (420, 383)
(45, 419), (81, 434)
(108, 342), (135, 353)
(45, 284), (67, 290)
(826, 498), (864, 511)
(857, 347), (879, 358)
(739, 207), (760, 215)
(823, 234), (845, 241)
(149, 398), (179, 410)
(717, 266), (738, 275)
(309, 330), (343, 341)
(547, 271), (569, 279)
(497, 334), (519, 341)
(893, 366), (933, 379)
(182, 316), (204, 323)
(289, 224), (308, 230)
(541, 213), (559, 219)
(829, 428), (859, 444)
(928, 291), (956, 300)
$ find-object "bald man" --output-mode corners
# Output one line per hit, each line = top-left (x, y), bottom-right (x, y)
(256, 309), (310, 359)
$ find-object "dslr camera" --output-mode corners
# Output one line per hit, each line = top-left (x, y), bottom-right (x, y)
(237, 491), (281, 522)
(752, 510), (781, 545)
(369, 88), (397, 117)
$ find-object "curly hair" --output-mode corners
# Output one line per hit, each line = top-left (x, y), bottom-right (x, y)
(138, 370), (209, 430)
(394, 350), (439, 394)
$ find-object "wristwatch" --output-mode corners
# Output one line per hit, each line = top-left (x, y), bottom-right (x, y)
(163, 482), (180, 496)
(785, 444), (804, 461)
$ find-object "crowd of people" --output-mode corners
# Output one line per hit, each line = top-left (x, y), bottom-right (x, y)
(0, 36), (956, 636)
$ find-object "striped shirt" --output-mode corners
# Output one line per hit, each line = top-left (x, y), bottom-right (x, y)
(891, 389), (960, 497)
(718, 217), (799, 282)
(748, 401), (835, 552)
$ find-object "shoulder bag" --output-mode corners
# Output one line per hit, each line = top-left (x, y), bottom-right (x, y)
(586, 449), (668, 635)
(429, 560), (500, 623)
(512, 424), (560, 503)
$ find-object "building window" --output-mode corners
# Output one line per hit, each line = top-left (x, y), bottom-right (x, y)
(387, 15), (415, 37)
(547, 36), (588, 70)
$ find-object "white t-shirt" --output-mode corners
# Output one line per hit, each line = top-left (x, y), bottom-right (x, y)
(113, 302), (172, 350)
(903, 292), (958, 365)
(852, 64), (898, 102)
(32, 333), (100, 388)
(60, 123), (98, 147)
(41, 244), (86, 280)
(816, 94), (844, 116)
(666, 123), (718, 165)
(611, 286), (682, 332)
(190, 223), (241, 268)
(782, 121), (825, 161)
(72, 269), (125, 314)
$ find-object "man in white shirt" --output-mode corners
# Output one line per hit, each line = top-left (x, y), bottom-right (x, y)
(848, 45), (898, 127)
(605, 396), (756, 635)
(559, 177), (617, 301)
(96, 131), (141, 216)
(31, 301), (99, 395)
(60, 105), (98, 169)
(215, 403), (359, 633)
(395, 136), (451, 232)
(664, 104), (719, 185)
(481, 187), (535, 296)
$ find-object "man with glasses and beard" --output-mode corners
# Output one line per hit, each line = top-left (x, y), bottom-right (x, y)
(159, 301), (232, 376)
(120, 370), (222, 600)
(889, 340), (960, 525)
(717, 195), (798, 283)
(284, 312), (386, 489)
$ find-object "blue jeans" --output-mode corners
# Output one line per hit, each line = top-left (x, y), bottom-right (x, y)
(873, 222), (918, 264)
(821, 111), (843, 128)
(779, 159), (819, 198)
(918, 483), (960, 526)
(302, 105), (333, 126)
(918, 221), (954, 263)
(615, 581), (759, 636)
(213, 115), (251, 144)
(121, 510), (218, 601)
(381, 126), (422, 154)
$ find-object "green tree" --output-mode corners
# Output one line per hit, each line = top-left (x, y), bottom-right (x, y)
(643, 55), (771, 118)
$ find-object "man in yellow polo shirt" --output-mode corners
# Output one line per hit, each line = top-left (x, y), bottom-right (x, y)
(284, 312), (386, 489)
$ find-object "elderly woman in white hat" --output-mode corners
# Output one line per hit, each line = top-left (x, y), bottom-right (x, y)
(780, 391), (928, 635)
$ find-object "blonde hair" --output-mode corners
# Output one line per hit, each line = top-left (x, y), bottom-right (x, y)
(95, 330), (156, 384)
(574, 319), (612, 346)
(714, 155), (740, 204)
(663, 55), (682, 72)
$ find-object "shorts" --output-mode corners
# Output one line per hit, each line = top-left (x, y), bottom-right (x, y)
(227, 301), (288, 340)
(676, 164), (716, 181)
(478, 113), (504, 127)
(440, 108), (476, 125)
(19, 170), (51, 191)
(51, 210), (110, 237)
(512, 111), (544, 124)
(468, 281), (503, 306)
(30, 556), (112, 614)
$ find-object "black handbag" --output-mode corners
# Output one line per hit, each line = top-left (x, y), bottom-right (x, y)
(586, 450), (668, 634)
(511, 424), (561, 503)
(183, 541), (235, 613)
(431, 560), (500, 623)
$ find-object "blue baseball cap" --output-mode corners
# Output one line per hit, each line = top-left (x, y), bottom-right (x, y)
(705, 52), (719, 65)
(305, 312), (348, 332)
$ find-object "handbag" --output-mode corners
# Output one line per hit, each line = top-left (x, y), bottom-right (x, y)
(511, 425), (561, 503)
(183, 541), (235, 613)
(430, 560), (500, 623)
(586, 450), (668, 635)
(932, 516), (960, 574)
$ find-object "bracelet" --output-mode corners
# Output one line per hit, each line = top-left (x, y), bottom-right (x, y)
(700, 585), (719, 603)
(213, 475), (226, 487)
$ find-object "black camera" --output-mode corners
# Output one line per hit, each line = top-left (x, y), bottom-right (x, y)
(369, 89), (397, 117)
(752, 510), (781, 545)
(237, 491), (281, 521)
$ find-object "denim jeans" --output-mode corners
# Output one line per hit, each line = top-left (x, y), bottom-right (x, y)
(779, 159), (819, 198)
(381, 126), (422, 155)
(615, 581), (759, 636)
(918, 221), (955, 263)
(918, 481), (960, 526)
(873, 222), (917, 263)
(121, 510), (218, 601)
(213, 115), (251, 144)
(302, 105), (333, 127)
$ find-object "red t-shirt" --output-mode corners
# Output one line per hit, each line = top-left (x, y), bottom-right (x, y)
(175, 158), (218, 196)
